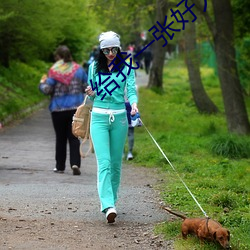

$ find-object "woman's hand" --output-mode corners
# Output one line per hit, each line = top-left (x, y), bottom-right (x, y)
(85, 86), (95, 97)
(40, 74), (47, 84)
(131, 103), (138, 116)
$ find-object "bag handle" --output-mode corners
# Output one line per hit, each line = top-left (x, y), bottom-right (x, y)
(79, 110), (94, 158)
(83, 94), (88, 105)
(79, 137), (93, 158)
(79, 95), (93, 158)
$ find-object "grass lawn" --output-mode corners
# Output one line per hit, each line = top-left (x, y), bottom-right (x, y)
(128, 59), (250, 250)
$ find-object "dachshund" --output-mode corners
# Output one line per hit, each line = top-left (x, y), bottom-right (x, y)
(162, 206), (231, 249)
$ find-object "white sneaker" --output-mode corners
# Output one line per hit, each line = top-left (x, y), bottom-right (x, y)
(105, 207), (117, 223)
(53, 168), (64, 173)
(127, 152), (133, 160)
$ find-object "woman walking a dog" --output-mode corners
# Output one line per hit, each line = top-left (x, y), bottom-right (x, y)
(85, 31), (139, 223)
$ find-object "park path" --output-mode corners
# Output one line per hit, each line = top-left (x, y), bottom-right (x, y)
(0, 70), (173, 250)
(136, 69), (149, 88)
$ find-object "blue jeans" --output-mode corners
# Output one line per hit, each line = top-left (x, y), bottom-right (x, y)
(90, 111), (128, 212)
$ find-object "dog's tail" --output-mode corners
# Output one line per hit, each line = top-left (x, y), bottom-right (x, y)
(162, 206), (187, 220)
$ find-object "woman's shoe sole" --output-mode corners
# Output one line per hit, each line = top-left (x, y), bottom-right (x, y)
(107, 212), (117, 223)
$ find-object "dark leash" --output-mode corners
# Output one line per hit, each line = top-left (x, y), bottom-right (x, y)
(206, 217), (210, 234)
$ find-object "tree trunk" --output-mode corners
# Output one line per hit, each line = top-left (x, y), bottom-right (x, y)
(185, 21), (218, 114)
(212, 0), (250, 134)
(147, 0), (168, 89)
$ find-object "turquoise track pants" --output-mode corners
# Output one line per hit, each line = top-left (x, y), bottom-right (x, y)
(90, 111), (128, 212)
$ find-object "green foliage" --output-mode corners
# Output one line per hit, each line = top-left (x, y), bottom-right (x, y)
(210, 192), (238, 209)
(236, 37), (250, 95)
(130, 59), (250, 249)
(210, 135), (250, 159)
(92, 0), (155, 46)
(232, 0), (250, 39)
(232, 0), (250, 95)
(199, 39), (250, 95)
(0, 0), (100, 66)
(0, 60), (49, 122)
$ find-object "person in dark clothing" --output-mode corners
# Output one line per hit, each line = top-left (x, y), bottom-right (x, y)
(39, 45), (88, 175)
(134, 44), (144, 69)
(143, 47), (152, 74)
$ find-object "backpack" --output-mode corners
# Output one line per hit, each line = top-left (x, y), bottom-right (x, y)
(72, 94), (93, 158)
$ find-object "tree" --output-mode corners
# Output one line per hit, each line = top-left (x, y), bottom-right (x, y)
(147, 0), (191, 89)
(147, 0), (169, 89)
(0, 0), (99, 66)
(92, 0), (155, 47)
(193, 0), (250, 134)
(184, 21), (218, 114)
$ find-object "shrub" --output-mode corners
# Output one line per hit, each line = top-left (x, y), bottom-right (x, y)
(210, 191), (237, 209)
(210, 135), (250, 159)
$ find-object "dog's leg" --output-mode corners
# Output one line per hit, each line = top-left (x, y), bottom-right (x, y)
(181, 231), (188, 239)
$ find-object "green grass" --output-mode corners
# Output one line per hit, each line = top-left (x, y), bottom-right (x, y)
(0, 60), (50, 123)
(129, 59), (250, 250)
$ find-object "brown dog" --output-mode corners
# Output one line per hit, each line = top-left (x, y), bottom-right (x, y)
(163, 207), (231, 249)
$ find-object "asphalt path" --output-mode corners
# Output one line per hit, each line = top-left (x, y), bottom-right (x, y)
(0, 106), (165, 222)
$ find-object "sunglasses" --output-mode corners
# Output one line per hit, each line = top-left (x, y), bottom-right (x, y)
(102, 47), (119, 55)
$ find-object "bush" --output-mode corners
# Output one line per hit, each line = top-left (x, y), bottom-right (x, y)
(210, 191), (237, 209)
(0, 60), (48, 122)
(210, 135), (250, 159)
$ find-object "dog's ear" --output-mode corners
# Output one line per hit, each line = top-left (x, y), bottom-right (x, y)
(213, 231), (217, 240)
(227, 230), (230, 240)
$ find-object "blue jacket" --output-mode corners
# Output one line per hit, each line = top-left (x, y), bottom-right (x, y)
(39, 67), (87, 112)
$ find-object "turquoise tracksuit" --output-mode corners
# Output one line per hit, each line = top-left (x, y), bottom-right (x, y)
(88, 62), (138, 212)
